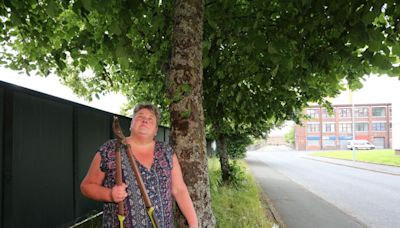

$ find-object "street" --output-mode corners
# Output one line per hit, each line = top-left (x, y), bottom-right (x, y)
(246, 150), (400, 228)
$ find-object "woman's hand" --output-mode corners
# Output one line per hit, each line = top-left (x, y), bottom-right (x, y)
(110, 183), (128, 203)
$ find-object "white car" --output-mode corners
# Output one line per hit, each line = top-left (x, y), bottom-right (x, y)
(347, 140), (375, 150)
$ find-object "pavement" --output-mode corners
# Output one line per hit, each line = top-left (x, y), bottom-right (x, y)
(246, 155), (400, 228)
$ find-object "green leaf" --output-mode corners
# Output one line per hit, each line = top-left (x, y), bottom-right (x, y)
(46, 0), (61, 18)
(361, 11), (376, 25)
(392, 44), (400, 55)
(207, 17), (218, 30)
(349, 22), (368, 45)
(286, 58), (293, 71)
(236, 92), (242, 103)
(368, 29), (384, 51)
(375, 13), (386, 24)
(180, 109), (191, 119)
(181, 84), (192, 94)
(368, 40), (381, 52)
(271, 65), (279, 77)
(109, 20), (122, 35)
(203, 56), (210, 68)
(81, 0), (93, 11)
(268, 43), (278, 54)
(118, 57), (129, 69)
(115, 42), (129, 59)
(370, 54), (392, 70)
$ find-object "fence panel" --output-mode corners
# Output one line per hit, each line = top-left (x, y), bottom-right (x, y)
(74, 107), (112, 220)
(0, 87), (3, 226)
(9, 92), (74, 227)
(0, 81), (173, 227)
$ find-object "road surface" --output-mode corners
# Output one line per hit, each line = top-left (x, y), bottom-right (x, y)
(246, 150), (400, 228)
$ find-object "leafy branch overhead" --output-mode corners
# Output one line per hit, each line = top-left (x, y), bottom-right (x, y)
(203, 0), (400, 135)
(0, 0), (172, 102)
(1, 1), (399, 117)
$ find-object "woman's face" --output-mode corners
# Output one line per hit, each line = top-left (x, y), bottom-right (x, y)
(130, 108), (158, 139)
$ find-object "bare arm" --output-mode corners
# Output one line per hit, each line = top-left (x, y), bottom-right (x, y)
(80, 152), (127, 202)
(171, 154), (199, 228)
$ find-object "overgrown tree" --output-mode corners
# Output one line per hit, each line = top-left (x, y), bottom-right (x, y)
(0, 0), (215, 226)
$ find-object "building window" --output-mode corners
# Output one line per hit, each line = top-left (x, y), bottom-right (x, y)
(372, 107), (385, 117)
(322, 108), (335, 118)
(355, 122), (368, 131)
(323, 123), (335, 132)
(306, 109), (319, 119)
(339, 108), (351, 118)
(307, 123), (320, 132)
(372, 122), (386, 131)
(307, 139), (320, 146)
(339, 123), (352, 133)
(354, 107), (368, 117)
(322, 139), (335, 146)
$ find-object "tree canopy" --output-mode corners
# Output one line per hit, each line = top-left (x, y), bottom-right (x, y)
(201, 0), (400, 181)
(1, 1), (399, 132)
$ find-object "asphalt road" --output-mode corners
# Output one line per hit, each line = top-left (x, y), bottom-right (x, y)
(246, 150), (400, 228)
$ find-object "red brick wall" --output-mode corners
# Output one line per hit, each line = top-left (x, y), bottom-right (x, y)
(295, 103), (392, 151)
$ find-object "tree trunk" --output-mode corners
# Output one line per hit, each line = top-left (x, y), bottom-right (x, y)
(168, 0), (215, 227)
(216, 133), (231, 183)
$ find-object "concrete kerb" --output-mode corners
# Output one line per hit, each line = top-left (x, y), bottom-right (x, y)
(304, 156), (400, 176)
(254, 180), (286, 228)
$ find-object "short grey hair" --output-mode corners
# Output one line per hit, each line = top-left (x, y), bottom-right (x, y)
(132, 103), (161, 125)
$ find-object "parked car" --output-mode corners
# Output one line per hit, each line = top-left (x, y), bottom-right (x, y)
(347, 140), (375, 150)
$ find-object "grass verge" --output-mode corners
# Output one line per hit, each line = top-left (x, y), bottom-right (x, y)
(209, 158), (273, 228)
(311, 149), (400, 166)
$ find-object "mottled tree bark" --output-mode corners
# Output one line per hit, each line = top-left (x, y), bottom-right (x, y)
(216, 133), (231, 183)
(213, 113), (231, 184)
(167, 0), (216, 227)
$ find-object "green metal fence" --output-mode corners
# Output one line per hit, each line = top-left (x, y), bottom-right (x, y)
(0, 81), (170, 227)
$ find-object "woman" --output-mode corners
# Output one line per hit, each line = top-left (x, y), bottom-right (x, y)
(80, 103), (198, 228)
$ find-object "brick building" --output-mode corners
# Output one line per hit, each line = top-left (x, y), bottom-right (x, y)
(295, 103), (392, 151)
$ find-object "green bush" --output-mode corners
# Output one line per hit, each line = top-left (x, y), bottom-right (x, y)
(226, 134), (253, 159)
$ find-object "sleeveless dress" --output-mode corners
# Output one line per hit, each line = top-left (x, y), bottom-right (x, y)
(98, 139), (174, 228)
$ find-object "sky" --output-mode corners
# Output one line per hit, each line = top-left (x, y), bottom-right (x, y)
(332, 74), (399, 105)
(0, 67), (127, 114)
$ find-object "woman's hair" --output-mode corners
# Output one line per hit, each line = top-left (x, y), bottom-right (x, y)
(132, 103), (161, 125)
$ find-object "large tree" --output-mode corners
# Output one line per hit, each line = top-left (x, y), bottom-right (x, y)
(167, 1), (215, 227)
(0, 0), (215, 226)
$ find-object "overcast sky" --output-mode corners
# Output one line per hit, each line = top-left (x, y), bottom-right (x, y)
(0, 67), (127, 114)
(333, 74), (399, 105)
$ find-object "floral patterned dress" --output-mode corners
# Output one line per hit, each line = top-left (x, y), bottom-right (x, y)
(98, 139), (174, 228)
